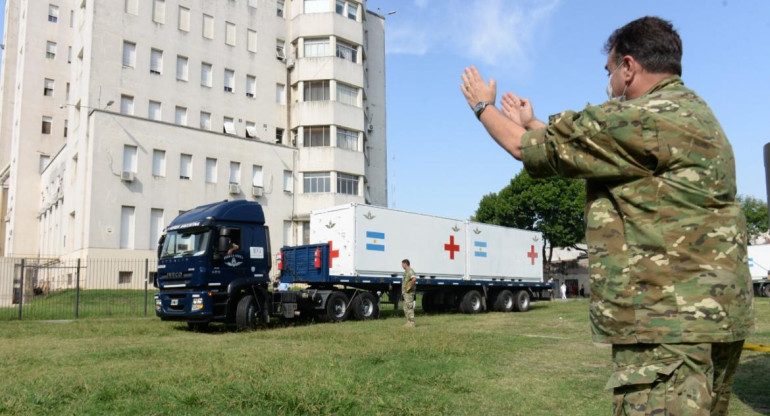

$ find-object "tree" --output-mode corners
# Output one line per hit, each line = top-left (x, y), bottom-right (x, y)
(473, 170), (586, 267)
(738, 195), (768, 243)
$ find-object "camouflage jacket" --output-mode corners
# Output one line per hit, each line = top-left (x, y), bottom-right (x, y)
(521, 76), (755, 344)
(403, 267), (416, 294)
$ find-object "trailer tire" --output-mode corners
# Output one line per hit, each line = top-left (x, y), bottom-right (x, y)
(763, 284), (770, 298)
(513, 290), (530, 312)
(351, 292), (379, 320)
(421, 291), (439, 314)
(236, 295), (259, 330)
(493, 290), (515, 312)
(459, 290), (483, 314)
(322, 291), (349, 323)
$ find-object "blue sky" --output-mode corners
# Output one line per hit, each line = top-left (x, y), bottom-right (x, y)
(0, 1), (768, 221)
(367, 0), (770, 220)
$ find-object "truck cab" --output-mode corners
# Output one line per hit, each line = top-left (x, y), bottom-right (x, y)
(154, 200), (271, 326)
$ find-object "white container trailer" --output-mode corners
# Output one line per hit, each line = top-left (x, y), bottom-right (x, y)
(748, 245), (770, 297)
(309, 204), (543, 282)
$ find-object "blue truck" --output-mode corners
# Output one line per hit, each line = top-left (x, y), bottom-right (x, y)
(154, 200), (554, 330)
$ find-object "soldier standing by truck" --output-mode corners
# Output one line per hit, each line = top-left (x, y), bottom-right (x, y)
(401, 259), (417, 327)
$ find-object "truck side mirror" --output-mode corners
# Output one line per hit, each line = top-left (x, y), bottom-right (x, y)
(218, 236), (231, 253)
(157, 234), (165, 258)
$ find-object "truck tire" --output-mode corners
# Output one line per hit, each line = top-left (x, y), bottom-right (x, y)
(493, 290), (515, 312)
(236, 294), (259, 330)
(351, 292), (380, 320)
(513, 290), (530, 312)
(322, 291), (349, 323)
(459, 290), (483, 314)
(763, 284), (770, 298)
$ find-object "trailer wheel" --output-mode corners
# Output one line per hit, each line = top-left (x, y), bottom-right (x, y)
(323, 291), (349, 322)
(351, 292), (380, 320)
(236, 295), (259, 330)
(493, 290), (515, 312)
(513, 290), (530, 312)
(459, 290), (483, 314)
(762, 284), (770, 298)
(421, 291), (438, 313)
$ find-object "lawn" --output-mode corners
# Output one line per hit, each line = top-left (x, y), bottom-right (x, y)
(0, 298), (768, 415)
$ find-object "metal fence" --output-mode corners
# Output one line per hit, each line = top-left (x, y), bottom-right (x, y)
(0, 257), (158, 321)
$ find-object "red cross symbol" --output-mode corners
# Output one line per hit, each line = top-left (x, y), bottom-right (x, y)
(444, 235), (460, 260)
(527, 245), (538, 265)
(328, 240), (339, 268)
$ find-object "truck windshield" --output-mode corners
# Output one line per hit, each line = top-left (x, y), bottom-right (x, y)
(161, 228), (211, 258)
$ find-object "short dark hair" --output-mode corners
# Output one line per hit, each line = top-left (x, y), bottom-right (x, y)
(402, 259), (410, 266)
(604, 16), (682, 76)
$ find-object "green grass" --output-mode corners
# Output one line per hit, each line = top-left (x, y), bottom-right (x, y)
(0, 299), (768, 415)
(0, 289), (158, 321)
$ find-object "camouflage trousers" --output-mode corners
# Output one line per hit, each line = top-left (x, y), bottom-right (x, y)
(402, 292), (415, 323)
(608, 341), (744, 416)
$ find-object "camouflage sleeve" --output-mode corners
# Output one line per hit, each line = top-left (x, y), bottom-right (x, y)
(521, 105), (658, 180)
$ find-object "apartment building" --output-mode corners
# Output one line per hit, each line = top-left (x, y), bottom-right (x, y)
(0, 0), (387, 263)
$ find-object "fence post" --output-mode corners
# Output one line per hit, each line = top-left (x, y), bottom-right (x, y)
(18, 259), (25, 320)
(75, 258), (81, 319)
(144, 258), (149, 317)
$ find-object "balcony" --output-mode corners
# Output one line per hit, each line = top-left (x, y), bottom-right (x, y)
(291, 101), (364, 131)
(291, 12), (363, 46)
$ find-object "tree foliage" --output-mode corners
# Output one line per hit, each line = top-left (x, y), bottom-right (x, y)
(473, 170), (586, 264)
(738, 195), (768, 243)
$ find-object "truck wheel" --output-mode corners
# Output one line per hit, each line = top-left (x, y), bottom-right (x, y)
(459, 290), (483, 314)
(236, 295), (259, 330)
(324, 291), (349, 322)
(493, 290), (515, 312)
(351, 292), (379, 320)
(763, 284), (770, 298)
(513, 290), (530, 312)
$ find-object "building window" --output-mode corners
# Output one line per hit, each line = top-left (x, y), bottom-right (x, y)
(122, 41), (136, 67)
(148, 100), (162, 121)
(283, 171), (293, 192)
(246, 122), (257, 139)
(304, 126), (330, 147)
(336, 40), (357, 63)
(67, 46), (72, 63)
(276, 128), (284, 144)
(125, 0), (138, 15)
(337, 128), (358, 151)
(201, 62), (212, 87)
(246, 75), (256, 98)
(304, 80), (329, 101)
(276, 83), (285, 104)
(202, 14), (214, 39)
(176, 56), (188, 81)
(43, 78), (54, 96)
(337, 83), (358, 106)
(39, 155), (51, 173)
(304, 38), (329, 57)
(205, 158), (217, 183)
(304, 0), (329, 13)
(152, 149), (166, 177)
(174, 106), (187, 126)
(46, 41), (57, 59)
(178, 6), (190, 31)
(66, 82), (70, 100)
(223, 117), (236, 135)
(200, 111), (211, 130)
(179, 154), (192, 180)
(120, 206), (135, 249)
(150, 49), (163, 75)
(224, 69), (234, 92)
(225, 22), (236, 46)
(276, 39), (286, 60)
(152, 0), (165, 24)
(337, 173), (359, 195)
(122, 145), (137, 173)
(247, 30), (257, 53)
(248, 0), (258, 8)
(277, 0), (284, 17)
(252, 165), (263, 187)
(48, 4), (59, 23)
(120, 95), (134, 115)
(150, 209), (164, 248)
(118, 271), (132, 284)
(42, 116), (53, 134)
(229, 162), (240, 184)
(63, 120), (68, 137)
(336, 1), (357, 20)
(303, 172), (330, 193)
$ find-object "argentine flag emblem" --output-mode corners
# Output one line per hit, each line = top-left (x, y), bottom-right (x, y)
(366, 231), (385, 251)
(474, 241), (487, 257)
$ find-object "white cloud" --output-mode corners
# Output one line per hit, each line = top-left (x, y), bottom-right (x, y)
(383, 0), (561, 72)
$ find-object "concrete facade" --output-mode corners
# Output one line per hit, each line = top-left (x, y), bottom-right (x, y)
(0, 0), (387, 272)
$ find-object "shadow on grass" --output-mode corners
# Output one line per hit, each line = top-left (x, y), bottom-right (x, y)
(732, 351), (770, 414)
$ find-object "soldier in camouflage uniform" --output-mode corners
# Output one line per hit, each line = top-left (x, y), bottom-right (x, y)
(401, 259), (417, 327)
(461, 16), (754, 415)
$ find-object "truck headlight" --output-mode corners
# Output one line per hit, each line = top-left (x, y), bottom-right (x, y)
(155, 298), (162, 311)
(191, 297), (204, 311)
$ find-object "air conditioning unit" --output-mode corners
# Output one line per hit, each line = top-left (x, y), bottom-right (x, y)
(229, 184), (241, 194)
(286, 59), (295, 69)
(252, 186), (264, 197)
(121, 171), (135, 182)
